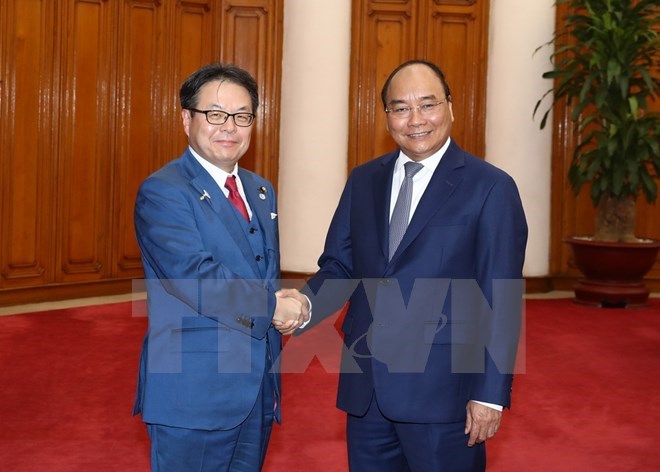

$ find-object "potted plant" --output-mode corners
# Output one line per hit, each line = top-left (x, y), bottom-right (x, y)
(535, 0), (660, 307)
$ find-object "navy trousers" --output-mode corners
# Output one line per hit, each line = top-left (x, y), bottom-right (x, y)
(146, 365), (275, 471)
(346, 395), (486, 472)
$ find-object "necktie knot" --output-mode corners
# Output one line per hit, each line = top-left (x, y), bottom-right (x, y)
(404, 161), (424, 179)
(225, 175), (239, 193)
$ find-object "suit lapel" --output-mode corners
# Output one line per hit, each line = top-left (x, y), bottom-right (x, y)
(184, 153), (261, 278)
(373, 153), (398, 260)
(388, 143), (465, 264)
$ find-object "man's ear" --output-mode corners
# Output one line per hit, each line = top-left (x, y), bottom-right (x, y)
(181, 108), (192, 137)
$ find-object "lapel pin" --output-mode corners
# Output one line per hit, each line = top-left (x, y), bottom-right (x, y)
(259, 186), (267, 200)
(200, 189), (211, 201)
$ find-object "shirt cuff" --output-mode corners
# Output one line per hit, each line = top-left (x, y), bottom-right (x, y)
(298, 295), (312, 329)
(473, 400), (503, 411)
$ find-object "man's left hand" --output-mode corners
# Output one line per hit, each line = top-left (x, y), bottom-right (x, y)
(465, 400), (502, 447)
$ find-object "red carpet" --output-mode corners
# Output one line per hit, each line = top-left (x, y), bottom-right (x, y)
(0, 301), (150, 471)
(1, 298), (659, 471)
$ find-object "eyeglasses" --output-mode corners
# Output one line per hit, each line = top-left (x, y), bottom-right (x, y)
(187, 108), (255, 127)
(385, 99), (449, 118)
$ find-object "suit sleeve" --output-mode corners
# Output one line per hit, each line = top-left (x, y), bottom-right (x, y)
(300, 172), (357, 329)
(471, 172), (528, 408)
(135, 176), (276, 339)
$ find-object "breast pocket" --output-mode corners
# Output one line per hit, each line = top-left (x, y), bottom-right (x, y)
(426, 215), (469, 229)
(422, 216), (474, 269)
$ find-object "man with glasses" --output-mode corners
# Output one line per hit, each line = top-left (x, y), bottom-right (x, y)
(133, 63), (309, 471)
(287, 59), (528, 471)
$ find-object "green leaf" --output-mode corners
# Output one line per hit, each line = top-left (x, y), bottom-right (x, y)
(628, 96), (639, 118)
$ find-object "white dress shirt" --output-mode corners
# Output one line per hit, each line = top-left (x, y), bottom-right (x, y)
(190, 146), (253, 219)
(388, 138), (449, 223)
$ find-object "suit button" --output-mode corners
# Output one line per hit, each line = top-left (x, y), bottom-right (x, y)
(255, 255), (262, 261)
(236, 315), (254, 328)
(249, 227), (257, 234)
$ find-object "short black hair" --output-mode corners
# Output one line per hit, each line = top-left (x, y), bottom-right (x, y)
(380, 59), (452, 110)
(179, 63), (259, 113)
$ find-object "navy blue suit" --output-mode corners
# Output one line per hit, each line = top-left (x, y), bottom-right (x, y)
(302, 141), (528, 470)
(133, 149), (281, 468)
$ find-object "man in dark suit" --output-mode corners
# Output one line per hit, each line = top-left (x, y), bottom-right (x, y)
(284, 59), (527, 471)
(133, 63), (308, 471)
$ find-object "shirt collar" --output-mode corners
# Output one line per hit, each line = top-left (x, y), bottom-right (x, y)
(395, 137), (451, 175)
(189, 146), (238, 183)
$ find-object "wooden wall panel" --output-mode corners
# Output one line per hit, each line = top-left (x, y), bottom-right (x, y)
(0, 0), (56, 287)
(349, 0), (489, 169)
(349, 0), (417, 168)
(172, 0), (217, 154)
(638, 196), (660, 280)
(424, 0), (488, 156)
(112, 0), (166, 277)
(629, 16), (659, 281)
(0, 0), (283, 304)
(56, 0), (114, 281)
(221, 0), (283, 181)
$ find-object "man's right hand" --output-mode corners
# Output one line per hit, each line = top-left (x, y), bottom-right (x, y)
(272, 292), (304, 335)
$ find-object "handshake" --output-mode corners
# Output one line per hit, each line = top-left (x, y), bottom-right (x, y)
(272, 288), (311, 335)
